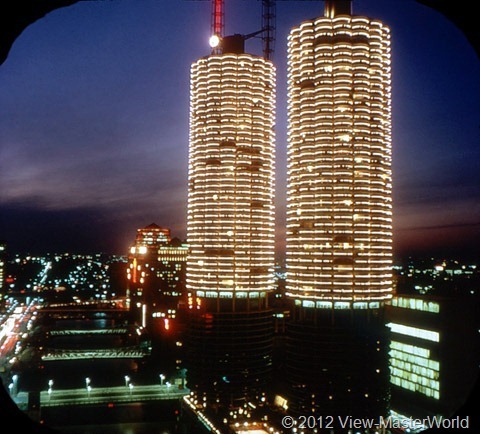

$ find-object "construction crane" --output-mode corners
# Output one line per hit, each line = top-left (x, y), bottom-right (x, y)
(262, 0), (276, 60)
(210, 0), (224, 55)
(209, 0), (276, 61)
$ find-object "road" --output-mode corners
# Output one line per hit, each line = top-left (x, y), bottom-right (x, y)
(1, 298), (40, 379)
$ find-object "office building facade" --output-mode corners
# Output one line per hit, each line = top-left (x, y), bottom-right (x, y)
(386, 295), (479, 423)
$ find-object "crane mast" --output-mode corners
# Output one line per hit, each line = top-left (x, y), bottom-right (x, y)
(210, 0), (276, 60)
(211, 0), (224, 54)
(262, 0), (275, 60)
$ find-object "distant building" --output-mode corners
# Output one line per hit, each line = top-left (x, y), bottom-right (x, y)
(0, 241), (6, 299)
(156, 238), (189, 299)
(386, 294), (479, 422)
(127, 223), (188, 329)
(133, 222), (171, 249)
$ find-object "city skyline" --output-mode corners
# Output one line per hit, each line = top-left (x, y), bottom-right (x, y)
(0, 0), (479, 260)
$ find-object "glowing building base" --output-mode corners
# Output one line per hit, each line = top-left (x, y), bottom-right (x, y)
(285, 305), (390, 424)
(185, 298), (274, 406)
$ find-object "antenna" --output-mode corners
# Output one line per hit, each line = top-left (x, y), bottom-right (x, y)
(210, 0), (224, 54)
(262, 0), (276, 60)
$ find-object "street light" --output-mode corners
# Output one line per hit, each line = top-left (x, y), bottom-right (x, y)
(124, 375), (130, 387)
(12, 374), (18, 396)
(85, 377), (91, 398)
(47, 379), (54, 400)
(159, 374), (165, 386)
(129, 383), (134, 397)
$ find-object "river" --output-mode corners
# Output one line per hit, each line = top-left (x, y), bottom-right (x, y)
(8, 313), (209, 434)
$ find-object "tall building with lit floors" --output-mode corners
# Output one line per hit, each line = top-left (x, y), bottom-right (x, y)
(285, 0), (393, 425)
(386, 295), (479, 424)
(127, 223), (189, 330)
(185, 34), (276, 407)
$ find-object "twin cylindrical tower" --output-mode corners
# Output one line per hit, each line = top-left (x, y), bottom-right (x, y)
(286, 12), (393, 308)
(186, 0), (393, 415)
(187, 53), (276, 307)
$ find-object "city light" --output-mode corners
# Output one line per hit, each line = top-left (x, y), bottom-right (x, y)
(387, 323), (440, 343)
(209, 34), (220, 48)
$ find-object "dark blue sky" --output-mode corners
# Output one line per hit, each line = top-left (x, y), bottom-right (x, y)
(0, 0), (479, 260)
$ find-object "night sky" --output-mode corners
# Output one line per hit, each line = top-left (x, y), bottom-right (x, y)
(0, 0), (479, 260)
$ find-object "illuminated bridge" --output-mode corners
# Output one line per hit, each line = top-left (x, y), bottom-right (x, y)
(40, 300), (127, 312)
(48, 328), (130, 336)
(41, 346), (151, 361)
(13, 384), (189, 408)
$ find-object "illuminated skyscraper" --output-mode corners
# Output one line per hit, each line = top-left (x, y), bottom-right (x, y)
(286, 0), (392, 306)
(127, 224), (171, 309)
(133, 223), (171, 251)
(386, 295), (479, 423)
(284, 0), (393, 420)
(186, 34), (276, 403)
(187, 45), (276, 304)
(127, 223), (188, 329)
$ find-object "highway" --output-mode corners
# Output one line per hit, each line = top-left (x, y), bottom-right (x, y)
(0, 298), (40, 375)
